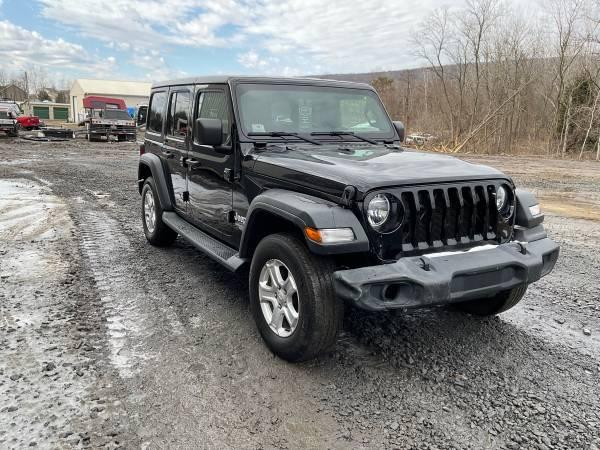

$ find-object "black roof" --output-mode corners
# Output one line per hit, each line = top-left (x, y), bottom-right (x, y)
(151, 76), (373, 90)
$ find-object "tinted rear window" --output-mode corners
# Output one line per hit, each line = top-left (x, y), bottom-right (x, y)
(148, 91), (167, 134)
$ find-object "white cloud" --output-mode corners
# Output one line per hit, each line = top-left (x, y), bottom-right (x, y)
(241, 0), (467, 73)
(32, 0), (546, 76)
(37, 0), (242, 49)
(130, 53), (188, 82)
(35, 0), (469, 75)
(0, 20), (116, 74)
(237, 50), (267, 69)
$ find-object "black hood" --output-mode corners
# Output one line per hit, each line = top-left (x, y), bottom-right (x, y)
(250, 144), (509, 198)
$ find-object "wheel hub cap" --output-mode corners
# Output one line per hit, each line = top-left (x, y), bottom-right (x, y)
(143, 189), (156, 233)
(258, 259), (299, 338)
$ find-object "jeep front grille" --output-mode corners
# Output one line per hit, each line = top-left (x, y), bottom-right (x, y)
(366, 181), (514, 260)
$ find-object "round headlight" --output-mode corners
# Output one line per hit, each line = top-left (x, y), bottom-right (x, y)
(496, 185), (508, 211)
(367, 194), (390, 228)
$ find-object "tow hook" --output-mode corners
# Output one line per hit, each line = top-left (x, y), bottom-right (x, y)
(516, 242), (528, 255)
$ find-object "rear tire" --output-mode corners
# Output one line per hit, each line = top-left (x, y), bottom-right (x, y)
(455, 285), (527, 316)
(141, 177), (177, 246)
(249, 233), (343, 362)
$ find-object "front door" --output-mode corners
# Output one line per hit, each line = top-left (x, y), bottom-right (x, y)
(187, 86), (236, 245)
(163, 87), (192, 213)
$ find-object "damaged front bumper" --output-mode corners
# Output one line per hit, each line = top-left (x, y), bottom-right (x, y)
(333, 236), (559, 311)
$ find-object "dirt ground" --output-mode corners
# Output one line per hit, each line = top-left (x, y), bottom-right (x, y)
(0, 137), (599, 450)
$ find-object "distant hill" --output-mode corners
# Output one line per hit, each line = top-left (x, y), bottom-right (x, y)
(314, 67), (430, 84)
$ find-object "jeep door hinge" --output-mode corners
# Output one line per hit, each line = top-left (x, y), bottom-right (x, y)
(223, 168), (239, 182)
(227, 210), (236, 223)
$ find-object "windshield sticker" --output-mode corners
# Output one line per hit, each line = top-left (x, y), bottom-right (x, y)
(251, 123), (265, 133)
(298, 100), (313, 130)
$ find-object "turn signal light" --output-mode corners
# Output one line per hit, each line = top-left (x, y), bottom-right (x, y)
(139, 142), (145, 155)
(304, 227), (355, 244)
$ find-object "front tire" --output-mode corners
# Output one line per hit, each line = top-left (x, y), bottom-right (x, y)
(141, 177), (177, 246)
(455, 285), (527, 316)
(249, 233), (343, 362)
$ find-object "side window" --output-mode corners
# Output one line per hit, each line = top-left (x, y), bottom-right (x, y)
(148, 91), (167, 134)
(196, 91), (231, 144)
(166, 91), (191, 139)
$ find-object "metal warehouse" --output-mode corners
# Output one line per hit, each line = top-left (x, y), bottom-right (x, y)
(69, 79), (152, 122)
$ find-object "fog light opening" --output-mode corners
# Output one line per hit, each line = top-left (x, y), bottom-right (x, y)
(382, 284), (400, 301)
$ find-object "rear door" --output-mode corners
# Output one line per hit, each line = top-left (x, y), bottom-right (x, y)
(145, 89), (179, 205)
(187, 86), (236, 244)
(163, 87), (193, 213)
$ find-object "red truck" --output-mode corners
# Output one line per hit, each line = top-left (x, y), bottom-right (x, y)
(82, 95), (136, 142)
(17, 115), (41, 130)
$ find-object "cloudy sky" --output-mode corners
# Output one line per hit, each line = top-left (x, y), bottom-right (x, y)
(0, 0), (539, 83)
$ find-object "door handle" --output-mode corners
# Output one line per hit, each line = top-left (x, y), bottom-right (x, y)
(162, 150), (175, 159)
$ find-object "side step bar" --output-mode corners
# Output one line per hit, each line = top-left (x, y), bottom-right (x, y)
(162, 212), (247, 271)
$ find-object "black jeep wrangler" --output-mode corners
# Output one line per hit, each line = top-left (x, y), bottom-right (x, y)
(138, 76), (559, 361)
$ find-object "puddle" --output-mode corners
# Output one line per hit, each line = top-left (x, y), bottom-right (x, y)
(0, 179), (72, 241)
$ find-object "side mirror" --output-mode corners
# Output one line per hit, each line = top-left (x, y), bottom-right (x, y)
(393, 121), (405, 142)
(136, 106), (147, 126)
(194, 118), (223, 147)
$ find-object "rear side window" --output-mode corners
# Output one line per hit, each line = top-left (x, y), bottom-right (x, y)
(196, 91), (230, 144)
(148, 91), (167, 134)
(167, 91), (191, 139)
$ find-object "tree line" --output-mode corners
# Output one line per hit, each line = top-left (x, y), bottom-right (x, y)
(372, 0), (600, 160)
(0, 67), (70, 103)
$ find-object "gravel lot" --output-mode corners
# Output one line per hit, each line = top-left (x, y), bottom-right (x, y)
(0, 137), (599, 449)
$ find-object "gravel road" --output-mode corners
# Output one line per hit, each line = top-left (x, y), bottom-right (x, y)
(1, 138), (599, 450)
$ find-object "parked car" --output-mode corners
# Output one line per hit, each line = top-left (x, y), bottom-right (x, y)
(405, 132), (436, 145)
(0, 101), (40, 131)
(0, 107), (18, 137)
(137, 76), (559, 362)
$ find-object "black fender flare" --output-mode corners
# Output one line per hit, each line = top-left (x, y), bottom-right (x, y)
(238, 189), (370, 258)
(515, 189), (544, 228)
(138, 153), (173, 211)
(513, 189), (547, 242)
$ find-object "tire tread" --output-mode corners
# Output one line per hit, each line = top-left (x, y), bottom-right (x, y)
(249, 233), (342, 362)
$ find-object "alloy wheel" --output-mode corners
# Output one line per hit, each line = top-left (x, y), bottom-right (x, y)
(258, 259), (300, 338)
(143, 188), (156, 233)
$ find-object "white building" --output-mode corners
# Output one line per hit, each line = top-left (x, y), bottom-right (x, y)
(69, 79), (152, 122)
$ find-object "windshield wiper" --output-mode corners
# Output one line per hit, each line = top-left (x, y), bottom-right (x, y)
(310, 131), (378, 145)
(248, 131), (321, 146)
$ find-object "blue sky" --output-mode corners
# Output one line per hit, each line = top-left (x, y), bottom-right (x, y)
(0, 0), (541, 86)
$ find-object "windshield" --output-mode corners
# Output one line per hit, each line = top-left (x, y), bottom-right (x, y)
(103, 109), (131, 120)
(236, 83), (394, 140)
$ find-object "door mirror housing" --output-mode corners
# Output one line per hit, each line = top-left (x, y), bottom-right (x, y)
(393, 121), (405, 142)
(195, 118), (223, 147)
(136, 106), (147, 126)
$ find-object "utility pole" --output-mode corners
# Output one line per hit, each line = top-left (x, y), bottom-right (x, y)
(24, 71), (29, 100)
